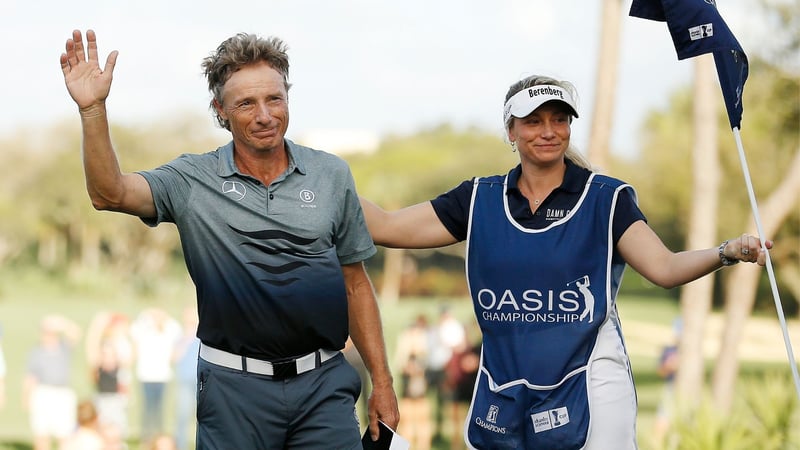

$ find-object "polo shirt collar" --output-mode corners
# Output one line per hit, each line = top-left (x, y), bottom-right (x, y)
(216, 138), (307, 177)
(506, 159), (587, 195)
(284, 139), (307, 175)
(217, 141), (237, 177)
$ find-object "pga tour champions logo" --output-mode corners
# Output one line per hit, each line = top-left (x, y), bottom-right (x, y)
(487, 405), (499, 423)
(475, 405), (506, 434)
(477, 275), (595, 324)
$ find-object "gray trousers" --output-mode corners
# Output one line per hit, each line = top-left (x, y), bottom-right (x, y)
(196, 353), (362, 449)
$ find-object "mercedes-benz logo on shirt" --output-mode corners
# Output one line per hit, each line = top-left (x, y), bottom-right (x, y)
(222, 181), (246, 201)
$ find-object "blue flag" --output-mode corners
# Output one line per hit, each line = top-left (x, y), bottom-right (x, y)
(630, 0), (748, 129)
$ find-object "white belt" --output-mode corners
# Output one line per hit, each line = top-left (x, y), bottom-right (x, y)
(199, 343), (339, 379)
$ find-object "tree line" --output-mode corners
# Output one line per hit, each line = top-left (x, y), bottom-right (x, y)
(0, 57), (796, 308)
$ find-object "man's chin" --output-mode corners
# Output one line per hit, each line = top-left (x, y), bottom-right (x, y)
(238, 136), (284, 152)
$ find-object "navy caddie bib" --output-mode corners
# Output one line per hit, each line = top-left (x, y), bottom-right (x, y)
(464, 172), (629, 449)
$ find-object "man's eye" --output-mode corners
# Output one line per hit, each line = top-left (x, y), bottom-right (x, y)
(234, 101), (254, 111)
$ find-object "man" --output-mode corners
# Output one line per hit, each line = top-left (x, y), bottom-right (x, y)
(24, 315), (82, 450)
(129, 308), (182, 443)
(59, 29), (398, 448)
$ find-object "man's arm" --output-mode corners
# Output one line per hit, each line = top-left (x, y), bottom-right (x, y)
(22, 375), (36, 412)
(60, 29), (155, 218)
(45, 315), (82, 346)
(341, 262), (399, 441)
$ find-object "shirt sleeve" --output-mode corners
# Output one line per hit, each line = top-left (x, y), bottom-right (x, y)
(333, 163), (377, 265)
(429, 179), (475, 242)
(136, 154), (196, 227)
(612, 186), (646, 243)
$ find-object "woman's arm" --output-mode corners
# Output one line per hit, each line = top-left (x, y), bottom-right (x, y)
(359, 197), (458, 249)
(617, 220), (770, 289)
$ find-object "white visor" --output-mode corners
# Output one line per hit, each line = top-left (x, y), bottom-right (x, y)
(503, 85), (579, 123)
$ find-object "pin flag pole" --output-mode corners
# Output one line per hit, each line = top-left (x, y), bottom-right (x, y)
(731, 127), (800, 400)
(627, 0), (800, 401)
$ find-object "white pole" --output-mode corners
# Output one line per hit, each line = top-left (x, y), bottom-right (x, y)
(732, 127), (800, 400)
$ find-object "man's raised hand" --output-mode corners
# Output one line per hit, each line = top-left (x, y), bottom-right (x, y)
(60, 29), (118, 112)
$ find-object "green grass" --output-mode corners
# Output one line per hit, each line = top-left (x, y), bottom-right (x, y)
(0, 271), (796, 450)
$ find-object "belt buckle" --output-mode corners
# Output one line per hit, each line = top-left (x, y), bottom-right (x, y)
(272, 360), (298, 379)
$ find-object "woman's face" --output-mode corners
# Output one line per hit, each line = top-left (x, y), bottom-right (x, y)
(508, 102), (572, 166)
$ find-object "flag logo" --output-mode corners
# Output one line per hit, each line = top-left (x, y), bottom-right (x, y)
(688, 24), (713, 41)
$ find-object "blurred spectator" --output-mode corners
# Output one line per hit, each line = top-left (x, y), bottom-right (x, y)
(654, 318), (682, 448)
(149, 433), (178, 450)
(395, 314), (432, 450)
(444, 329), (481, 450)
(86, 312), (132, 439)
(87, 312), (134, 390)
(24, 314), (81, 450)
(93, 342), (128, 441)
(130, 308), (181, 444)
(60, 399), (105, 450)
(426, 305), (466, 441)
(172, 305), (200, 450)
(99, 419), (129, 450)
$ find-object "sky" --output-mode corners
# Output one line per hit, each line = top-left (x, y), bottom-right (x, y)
(2, 0), (763, 157)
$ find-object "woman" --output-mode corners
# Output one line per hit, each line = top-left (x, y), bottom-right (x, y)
(360, 74), (771, 449)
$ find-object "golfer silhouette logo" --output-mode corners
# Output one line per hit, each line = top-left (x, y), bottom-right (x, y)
(567, 275), (594, 323)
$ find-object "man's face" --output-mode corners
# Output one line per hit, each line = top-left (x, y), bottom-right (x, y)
(215, 62), (289, 153)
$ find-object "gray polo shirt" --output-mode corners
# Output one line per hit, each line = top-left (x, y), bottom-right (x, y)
(139, 139), (375, 359)
(27, 341), (72, 386)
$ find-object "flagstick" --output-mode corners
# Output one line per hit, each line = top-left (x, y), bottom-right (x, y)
(732, 127), (800, 401)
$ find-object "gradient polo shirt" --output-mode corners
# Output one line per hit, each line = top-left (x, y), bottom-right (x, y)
(138, 139), (375, 359)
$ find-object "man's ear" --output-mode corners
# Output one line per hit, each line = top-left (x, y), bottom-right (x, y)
(213, 99), (225, 119)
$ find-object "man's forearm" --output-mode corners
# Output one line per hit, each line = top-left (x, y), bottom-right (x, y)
(344, 264), (400, 434)
(80, 103), (125, 210)
(346, 272), (393, 387)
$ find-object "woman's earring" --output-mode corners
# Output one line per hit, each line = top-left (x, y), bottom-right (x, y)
(510, 141), (518, 153)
